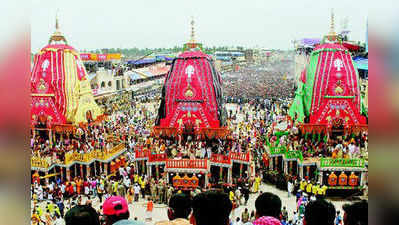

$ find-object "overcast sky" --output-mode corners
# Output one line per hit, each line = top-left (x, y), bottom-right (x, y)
(30, 0), (384, 53)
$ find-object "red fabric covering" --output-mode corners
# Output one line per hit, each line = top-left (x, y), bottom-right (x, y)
(30, 43), (86, 126)
(342, 42), (361, 51)
(156, 50), (224, 133)
(309, 43), (367, 128)
(31, 96), (66, 125)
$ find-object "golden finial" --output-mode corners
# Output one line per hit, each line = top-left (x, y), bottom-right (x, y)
(327, 9), (337, 41)
(55, 10), (59, 31)
(329, 9), (335, 35)
(190, 16), (196, 43)
(49, 10), (67, 44)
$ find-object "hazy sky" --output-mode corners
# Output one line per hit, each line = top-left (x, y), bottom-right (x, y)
(31, 0), (377, 53)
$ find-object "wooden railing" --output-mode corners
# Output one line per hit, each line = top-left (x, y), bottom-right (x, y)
(230, 152), (250, 161)
(285, 150), (304, 162)
(31, 143), (126, 169)
(320, 158), (365, 168)
(211, 154), (231, 164)
(31, 157), (50, 168)
(269, 146), (287, 155)
(166, 159), (208, 169)
(148, 153), (167, 162)
(135, 148), (149, 159)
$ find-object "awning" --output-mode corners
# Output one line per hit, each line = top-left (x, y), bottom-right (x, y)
(126, 58), (157, 65)
(353, 57), (368, 71)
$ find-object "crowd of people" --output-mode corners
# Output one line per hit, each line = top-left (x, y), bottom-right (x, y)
(32, 187), (368, 225)
(30, 59), (368, 225)
(30, 93), (151, 167)
(222, 59), (295, 101)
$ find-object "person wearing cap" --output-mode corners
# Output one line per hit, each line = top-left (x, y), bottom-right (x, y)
(253, 192), (282, 225)
(103, 196), (145, 225)
(306, 181), (312, 194)
(299, 179), (306, 192)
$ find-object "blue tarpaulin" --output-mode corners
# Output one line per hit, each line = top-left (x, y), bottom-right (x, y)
(126, 58), (157, 65)
(353, 57), (368, 71)
(127, 55), (175, 65)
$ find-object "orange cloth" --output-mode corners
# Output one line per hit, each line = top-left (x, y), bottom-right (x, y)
(76, 179), (82, 194)
(147, 201), (154, 212)
(332, 150), (338, 159)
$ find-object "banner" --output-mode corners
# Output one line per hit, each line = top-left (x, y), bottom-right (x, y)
(80, 53), (122, 61)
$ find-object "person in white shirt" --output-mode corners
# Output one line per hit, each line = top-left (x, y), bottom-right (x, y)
(126, 166), (131, 175)
(84, 185), (90, 196)
(348, 143), (355, 158)
(118, 167), (125, 178)
(206, 147), (212, 159)
(61, 183), (66, 195)
(133, 183), (141, 202)
(124, 177), (131, 188)
(48, 182), (54, 192)
(235, 188), (242, 205)
(292, 211), (299, 225)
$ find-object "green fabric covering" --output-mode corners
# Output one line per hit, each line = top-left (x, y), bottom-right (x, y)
(304, 52), (319, 115)
(289, 49), (320, 121)
(289, 82), (306, 122)
(289, 47), (369, 122)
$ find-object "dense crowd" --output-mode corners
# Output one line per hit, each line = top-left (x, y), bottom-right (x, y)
(30, 93), (150, 167)
(30, 60), (368, 225)
(222, 61), (295, 100)
(32, 185), (368, 225)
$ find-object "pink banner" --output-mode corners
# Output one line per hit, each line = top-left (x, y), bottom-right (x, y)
(97, 54), (107, 61)
(80, 53), (91, 60)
